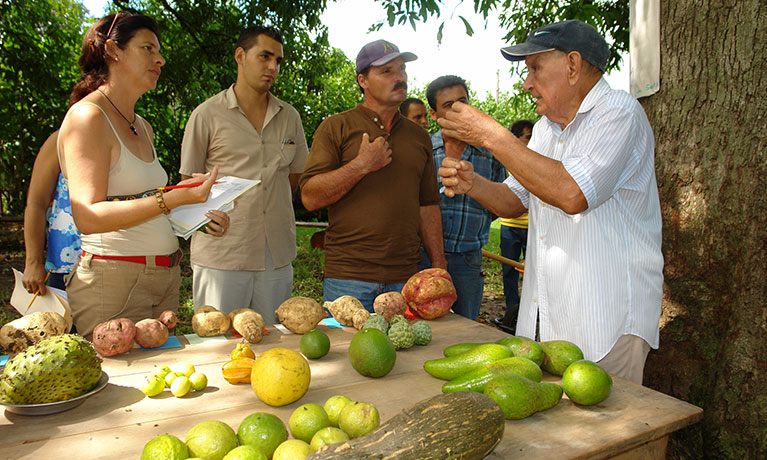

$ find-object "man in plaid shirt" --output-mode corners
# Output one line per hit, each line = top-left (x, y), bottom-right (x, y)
(419, 75), (507, 320)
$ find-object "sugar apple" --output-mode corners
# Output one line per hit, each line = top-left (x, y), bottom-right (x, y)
(389, 314), (407, 327)
(411, 320), (432, 346)
(387, 321), (415, 350)
(363, 313), (388, 333)
(0, 334), (102, 404)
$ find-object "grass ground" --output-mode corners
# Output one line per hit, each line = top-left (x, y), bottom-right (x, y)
(1, 221), (512, 343)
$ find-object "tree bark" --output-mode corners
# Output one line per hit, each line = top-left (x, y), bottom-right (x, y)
(641, 1), (767, 458)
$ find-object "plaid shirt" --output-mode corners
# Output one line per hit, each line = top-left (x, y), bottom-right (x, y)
(431, 131), (507, 252)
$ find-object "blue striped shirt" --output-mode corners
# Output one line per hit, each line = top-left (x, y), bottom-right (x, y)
(504, 78), (663, 361)
(432, 132), (507, 252)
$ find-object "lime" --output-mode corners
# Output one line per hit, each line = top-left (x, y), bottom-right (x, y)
(338, 401), (379, 438)
(140, 374), (166, 397)
(222, 445), (267, 460)
(289, 403), (331, 443)
(309, 427), (349, 451)
(237, 412), (288, 458)
(272, 440), (311, 460)
(348, 328), (396, 378)
(171, 361), (196, 377)
(562, 360), (613, 405)
(141, 434), (189, 460)
(189, 372), (208, 391)
(299, 330), (330, 359)
(171, 376), (192, 398)
(323, 395), (352, 427)
(186, 420), (238, 460)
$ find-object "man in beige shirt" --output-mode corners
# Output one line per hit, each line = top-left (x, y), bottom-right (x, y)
(180, 26), (308, 323)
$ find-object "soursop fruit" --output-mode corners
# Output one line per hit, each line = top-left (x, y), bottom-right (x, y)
(412, 320), (432, 346)
(363, 313), (388, 333)
(0, 334), (102, 404)
(387, 321), (415, 350)
(389, 314), (407, 327)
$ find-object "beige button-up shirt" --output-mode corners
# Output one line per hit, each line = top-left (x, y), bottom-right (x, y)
(180, 86), (308, 270)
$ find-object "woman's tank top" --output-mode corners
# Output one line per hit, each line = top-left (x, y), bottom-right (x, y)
(59, 102), (178, 256)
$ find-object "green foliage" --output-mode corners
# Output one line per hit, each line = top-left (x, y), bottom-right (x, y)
(0, 0), (360, 216)
(373, 0), (628, 72)
(0, 0), (86, 215)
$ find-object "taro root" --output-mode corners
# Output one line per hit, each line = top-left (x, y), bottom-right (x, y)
(91, 318), (136, 357)
(401, 268), (458, 320)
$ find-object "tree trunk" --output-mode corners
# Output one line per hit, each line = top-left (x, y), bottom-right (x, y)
(641, 1), (767, 458)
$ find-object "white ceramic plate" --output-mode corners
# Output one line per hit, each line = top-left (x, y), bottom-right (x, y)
(0, 371), (109, 416)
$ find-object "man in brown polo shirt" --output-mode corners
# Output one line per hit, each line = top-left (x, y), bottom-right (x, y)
(180, 26), (308, 324)
(300, 39), (447, 312)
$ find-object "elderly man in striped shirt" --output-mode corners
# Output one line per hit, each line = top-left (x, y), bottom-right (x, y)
(436, 20), (663, 385)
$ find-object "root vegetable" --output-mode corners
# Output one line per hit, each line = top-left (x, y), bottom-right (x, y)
(325, 296), (369, 329)
(373, 292), (407, 321)
(0, 312), (69, 356)
(401, 268), (458, 320)
(134, 319), (169, 348)
(229, 309), (265, 343)
(192, 307), (231, 337)
(91, 318), (136, 357)
(158, 310), (178, 329)
(275, 297), (327, 334)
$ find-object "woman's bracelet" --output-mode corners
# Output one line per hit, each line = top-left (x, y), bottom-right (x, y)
(155, 190), (171, 215)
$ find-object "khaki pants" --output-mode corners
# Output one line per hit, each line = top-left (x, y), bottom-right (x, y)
(67, 253), (180, 339)
(597, 334), (651, 385)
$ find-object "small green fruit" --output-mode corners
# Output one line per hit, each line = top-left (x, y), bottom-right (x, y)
(140, 374), (166, 397)
(189, 372), (208, 391)
(171, 376), (192, 397)
(171, 361), (196, 377)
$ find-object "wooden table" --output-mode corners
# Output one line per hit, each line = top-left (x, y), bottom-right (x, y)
(0, 314), (702, 459)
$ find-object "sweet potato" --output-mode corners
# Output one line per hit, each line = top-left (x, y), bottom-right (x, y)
(134, 318), (169, 348)
(229, 308), (265, 343)
(373, 292), (407, 321)
(158, 310), (178, 329)
(275, 297), (327, 334)
(0, 312), (69, 356)
(91, 318), (136, 357)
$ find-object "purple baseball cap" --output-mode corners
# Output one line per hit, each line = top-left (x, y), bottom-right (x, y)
(500, 20), (609, 72)
(355, 39), (417, 74)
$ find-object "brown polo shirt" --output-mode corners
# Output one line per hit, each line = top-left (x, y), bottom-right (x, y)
(180, 86), (308, 270)
(300, 104), (439, 283)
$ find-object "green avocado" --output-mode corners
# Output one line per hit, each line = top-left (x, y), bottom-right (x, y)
(483, 374), (563, 420)
(496, 336), (545, 366)
(539, 340), (584, 376)
(442, 356), (542, 393)
(424, 343), (511, 380)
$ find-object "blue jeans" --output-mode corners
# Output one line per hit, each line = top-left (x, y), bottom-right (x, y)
(323, 278), (406, 313)
(419, 247), (484, 321)
(500, 225), (527, 317)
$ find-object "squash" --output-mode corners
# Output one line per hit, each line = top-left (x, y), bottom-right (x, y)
(306, 391), (504, 460)
(222, 357), (256, 384)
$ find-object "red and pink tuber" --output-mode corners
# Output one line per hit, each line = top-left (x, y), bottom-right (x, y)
(92, 318), (136, 357)
(401, 268), (458, 320)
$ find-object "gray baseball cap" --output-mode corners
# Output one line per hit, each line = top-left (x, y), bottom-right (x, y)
(500, 20), (609, 72)
(355, 39), (417, 74)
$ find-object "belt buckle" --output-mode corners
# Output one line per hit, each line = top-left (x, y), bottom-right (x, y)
(170, 249), (181, 267)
